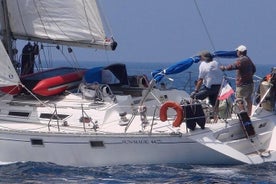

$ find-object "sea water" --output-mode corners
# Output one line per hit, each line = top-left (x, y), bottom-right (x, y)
(0, 62), (275, 184)
(0, 162), (275, 183)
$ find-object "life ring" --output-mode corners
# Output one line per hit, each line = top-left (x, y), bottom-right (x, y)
(160, 101), (183, 127)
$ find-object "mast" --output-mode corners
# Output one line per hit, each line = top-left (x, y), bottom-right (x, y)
(0, 0), (14, 60)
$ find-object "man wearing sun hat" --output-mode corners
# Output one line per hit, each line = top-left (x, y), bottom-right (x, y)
(220, 45), (256, 115)
(191, 50), (223, 108)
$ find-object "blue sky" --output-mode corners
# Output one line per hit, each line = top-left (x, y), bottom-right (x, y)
(17, 0), (276, 65)
(91, 0), (276, 65)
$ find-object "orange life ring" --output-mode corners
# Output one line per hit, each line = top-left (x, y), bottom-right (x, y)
(160, 101), (183, 127)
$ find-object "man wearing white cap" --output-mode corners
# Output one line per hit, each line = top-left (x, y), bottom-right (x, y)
(220, 45), (256, 115)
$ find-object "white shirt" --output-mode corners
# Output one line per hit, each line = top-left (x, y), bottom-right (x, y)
(198, 60), (223, 88)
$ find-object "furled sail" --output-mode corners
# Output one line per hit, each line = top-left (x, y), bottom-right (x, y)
(152, 56), (200, 82)
(152, 51), (237, 82)
(0, 41), (20, 86)
(2, 0), (116, 50)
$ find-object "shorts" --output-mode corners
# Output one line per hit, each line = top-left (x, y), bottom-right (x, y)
(236, 83), (254, 101)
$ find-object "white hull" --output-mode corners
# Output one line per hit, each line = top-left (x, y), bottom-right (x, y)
(0, 89), (275, 167)
(0, 131), (244, 167)
(0, 121), (275, 167)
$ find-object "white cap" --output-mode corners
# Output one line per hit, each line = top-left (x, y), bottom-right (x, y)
(236, 45), (247, 52)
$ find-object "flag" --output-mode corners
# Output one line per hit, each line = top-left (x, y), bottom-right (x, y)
(217, 80), (234, 100)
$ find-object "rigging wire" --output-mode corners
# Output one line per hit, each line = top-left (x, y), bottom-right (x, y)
(35, 0), (74, 42)
(193, 0), (228, 75)
(68, 47), (82, 69)
(54, 45), (82, 70)
(82, 0), (96, 43)
(41, 44), (53, 68)
(33, 0), (51, 39)
(15, 0), (28, 37)
(193, 0), (216, 52)
(97, 0), (114, 38)
(96, 0), (114, 64)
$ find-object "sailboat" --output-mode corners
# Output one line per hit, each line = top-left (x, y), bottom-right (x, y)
(0, 0), (275, 167)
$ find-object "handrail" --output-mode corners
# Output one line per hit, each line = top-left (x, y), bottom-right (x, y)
(47, 104), (60, 131)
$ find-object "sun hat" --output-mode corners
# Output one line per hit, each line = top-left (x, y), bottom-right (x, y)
(199, 50), (213, 61)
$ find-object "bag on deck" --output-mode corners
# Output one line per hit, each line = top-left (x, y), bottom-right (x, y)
(183, 102), (205, 131)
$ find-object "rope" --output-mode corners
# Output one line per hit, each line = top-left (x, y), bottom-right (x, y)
(33, 1), (74, 41)
(68, 47), (81, 69)
(97, 0), (114, 38)
(57, 46), (81, 69)
(33, 0), (50, 39)
(40, 44), (53, 68)
(94, 0), (114, 64)
(15, 0), (28, 37)
(82, 0), (96, 42)
(193, 0), (216, 52)
(19, 83), (54, 112)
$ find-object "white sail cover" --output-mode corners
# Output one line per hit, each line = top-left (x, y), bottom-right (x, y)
(4, 0), (116, 50)
(0, 41), (20, 86)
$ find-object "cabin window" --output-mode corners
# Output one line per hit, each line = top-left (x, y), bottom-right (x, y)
(40, 113), (69, 120)
(31, 138), (44, 146)
(8, 111), (30, 117)
(90, 141), (104, 148)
